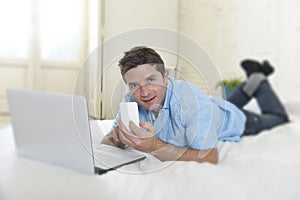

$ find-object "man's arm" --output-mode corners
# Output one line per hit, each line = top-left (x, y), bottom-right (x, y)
(151, 142), (218, 164)
(118, 121), (218, 164)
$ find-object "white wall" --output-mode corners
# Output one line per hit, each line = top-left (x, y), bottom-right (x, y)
(178, 0), (300, 102)
(3, 0), (299, 123)
(100, 0), (179, 119)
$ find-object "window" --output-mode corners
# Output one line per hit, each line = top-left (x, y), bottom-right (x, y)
(0, 0), (30, 58)
(0, 0), (89, 122)
(38, 0), (85, 62)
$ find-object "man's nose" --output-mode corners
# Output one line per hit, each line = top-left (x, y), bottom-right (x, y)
(139, 84), (150, 96)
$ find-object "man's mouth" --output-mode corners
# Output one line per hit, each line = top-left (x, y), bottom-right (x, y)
(142, 96), (156, 103)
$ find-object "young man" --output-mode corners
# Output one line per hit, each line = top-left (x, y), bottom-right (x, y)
(101, 47), (289, 164)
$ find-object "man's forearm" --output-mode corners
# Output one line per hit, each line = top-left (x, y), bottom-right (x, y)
(151, 141), (218, 164)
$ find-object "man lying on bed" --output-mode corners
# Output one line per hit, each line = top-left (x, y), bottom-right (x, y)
(101, 46), (289, 164)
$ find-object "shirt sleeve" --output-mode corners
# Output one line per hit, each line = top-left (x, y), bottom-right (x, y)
(184, 99), (220, 150)
(182, 84), (220, 150)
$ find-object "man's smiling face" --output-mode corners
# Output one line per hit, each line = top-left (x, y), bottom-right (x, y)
(124, 64), (168, 113)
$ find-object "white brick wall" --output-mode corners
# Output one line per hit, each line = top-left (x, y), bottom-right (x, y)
(178, 0), (300, 101)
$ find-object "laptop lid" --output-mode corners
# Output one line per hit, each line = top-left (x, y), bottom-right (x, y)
(7, 89), (95, 175)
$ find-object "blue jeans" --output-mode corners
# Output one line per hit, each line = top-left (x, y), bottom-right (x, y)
(227, 80), (289, 135)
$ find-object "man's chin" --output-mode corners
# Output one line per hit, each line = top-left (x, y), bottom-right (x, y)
(148, 104), (162, 112)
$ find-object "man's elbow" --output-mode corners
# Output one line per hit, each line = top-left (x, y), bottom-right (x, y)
(201, 148), (219, 164)
(209, 153), (219, 164)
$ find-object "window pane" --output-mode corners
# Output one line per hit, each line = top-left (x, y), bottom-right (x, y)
(0, 0), (30, 58)
(39, 0), (84, 61)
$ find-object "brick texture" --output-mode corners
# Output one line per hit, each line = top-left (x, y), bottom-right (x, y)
(178, 0), (300, 101)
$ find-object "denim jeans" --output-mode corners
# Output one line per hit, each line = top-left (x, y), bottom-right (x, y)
(227, 80), (289, 135)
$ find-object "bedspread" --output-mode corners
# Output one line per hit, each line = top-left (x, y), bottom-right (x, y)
(0, 101), (300, 200)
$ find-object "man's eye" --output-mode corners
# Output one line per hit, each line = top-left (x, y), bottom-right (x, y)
(129, 84), (138, 90)
(148, 78), (156, 83)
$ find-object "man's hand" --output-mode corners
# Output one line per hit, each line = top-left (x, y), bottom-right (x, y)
(100, 126), (126, 149)
(116, 120), (218, 164)
(118, 120), (166, 153)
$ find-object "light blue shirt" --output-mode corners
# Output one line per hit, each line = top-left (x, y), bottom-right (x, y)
(112, 76), (246, 150)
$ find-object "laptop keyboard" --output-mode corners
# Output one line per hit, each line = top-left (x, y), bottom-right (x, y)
(93, 144), (146, 170)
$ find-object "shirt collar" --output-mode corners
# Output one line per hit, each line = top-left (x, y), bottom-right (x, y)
(161, 76), (174, 110)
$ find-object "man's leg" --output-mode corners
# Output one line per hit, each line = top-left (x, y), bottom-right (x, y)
(227, 73), (289, 135)
(227, 72), (266, 108)
(253, 79), (289, 123)
(226, 82), (251, 108)
(226, 81), (265, 135)
(242, 109), (288, 136)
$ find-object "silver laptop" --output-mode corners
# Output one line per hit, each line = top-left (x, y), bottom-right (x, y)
(6, 89), (146, 175)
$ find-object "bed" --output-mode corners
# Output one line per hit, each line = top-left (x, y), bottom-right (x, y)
(0, 100), (300, 200)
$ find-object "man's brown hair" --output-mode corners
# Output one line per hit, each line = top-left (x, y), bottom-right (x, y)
(118, 46), (165, 79)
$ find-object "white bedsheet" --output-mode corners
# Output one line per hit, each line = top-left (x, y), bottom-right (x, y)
(0, 101), (300, 200)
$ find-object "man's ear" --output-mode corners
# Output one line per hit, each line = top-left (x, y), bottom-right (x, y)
(164, 70), (169, 81)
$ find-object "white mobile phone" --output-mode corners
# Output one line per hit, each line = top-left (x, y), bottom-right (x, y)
(119, 102), (139, 131)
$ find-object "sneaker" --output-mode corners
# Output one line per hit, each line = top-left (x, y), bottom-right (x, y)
(241, 59), (261, 77)
(261, 60), (274, 76)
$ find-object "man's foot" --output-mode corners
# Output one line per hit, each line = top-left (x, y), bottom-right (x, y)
(241, 59), (261, 77)
(261, 60), (274, 76)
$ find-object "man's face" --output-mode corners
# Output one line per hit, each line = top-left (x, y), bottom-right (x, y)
(123, 64), (168, 113)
